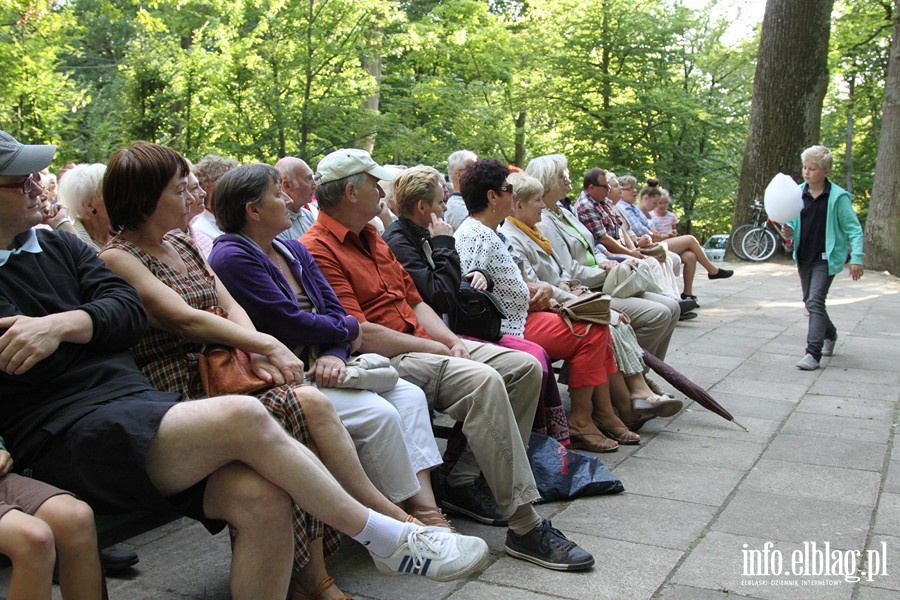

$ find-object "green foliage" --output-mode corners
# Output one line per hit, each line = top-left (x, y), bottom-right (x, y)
(0, 0), (888, 242)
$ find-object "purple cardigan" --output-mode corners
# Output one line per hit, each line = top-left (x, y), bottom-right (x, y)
(209, 234), (359, 361)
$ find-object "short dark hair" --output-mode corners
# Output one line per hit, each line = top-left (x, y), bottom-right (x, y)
(459, 158), (509, 215)
(582, 167), (606, 190)
(214, 163), (281, 233)
(104, 141), (189, 232)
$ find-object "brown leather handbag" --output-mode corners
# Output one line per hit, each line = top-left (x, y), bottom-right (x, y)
(552, 292), (612, 338)
(197, 307), (270, 397)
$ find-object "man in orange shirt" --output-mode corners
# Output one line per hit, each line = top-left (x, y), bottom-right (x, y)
(303, 149), (595, 572)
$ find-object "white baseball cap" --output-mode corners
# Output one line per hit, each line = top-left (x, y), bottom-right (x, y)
(315, 148), (395, 185)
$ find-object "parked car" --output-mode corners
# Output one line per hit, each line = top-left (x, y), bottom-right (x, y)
(703, 234), (729, 261)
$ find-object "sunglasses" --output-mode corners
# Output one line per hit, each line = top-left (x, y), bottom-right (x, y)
(498, 183), (514, 194)
(0, 173), (42, 194)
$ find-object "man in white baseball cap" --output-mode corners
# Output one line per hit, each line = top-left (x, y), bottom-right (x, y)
(315, 147), (396, 185)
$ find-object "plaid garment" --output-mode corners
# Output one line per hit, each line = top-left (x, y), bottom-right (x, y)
(574, 191), (623, 245)
(105, 232), (341, 571)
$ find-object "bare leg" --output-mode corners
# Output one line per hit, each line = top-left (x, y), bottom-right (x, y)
(145, 395), (372, 541)
(624, 373), (655, 400)
(34, 495), (103, 600)
(203, 461), (294, 600)
(292, 538), (348, 600)
(666, 236), (720, 275)
(567, 386), (602, 435)
(608, 371), (639, 423)
(0, 510), (55, 600)
(293, 388), (409, 522)
(680, 249), (698, 295)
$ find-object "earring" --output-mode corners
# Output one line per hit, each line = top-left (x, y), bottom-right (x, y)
(91, 208), (98, 215)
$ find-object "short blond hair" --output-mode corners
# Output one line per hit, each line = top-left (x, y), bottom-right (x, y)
(508, 171), (543, 205)
(393, 165), (443, 217)
(801, 145), (833, 172)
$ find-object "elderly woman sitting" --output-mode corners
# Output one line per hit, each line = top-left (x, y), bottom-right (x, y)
(56, 163), (110, 252)
(454, 158), (639, 452)
(501, 171), (683, 429)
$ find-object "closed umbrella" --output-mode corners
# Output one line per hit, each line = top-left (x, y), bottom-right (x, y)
(643, 351), (749, 431)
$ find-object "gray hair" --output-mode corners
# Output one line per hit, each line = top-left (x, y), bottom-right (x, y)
(58, 163), (106, 219)
(315, 172), (368, 211)
(447, 150), (477, 177)
(525, 154), (568, 195)
(801, 145), (833, 172)
(618, 175), (638, 189)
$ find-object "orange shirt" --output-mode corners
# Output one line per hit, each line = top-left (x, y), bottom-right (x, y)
(302, 211), (431, 339)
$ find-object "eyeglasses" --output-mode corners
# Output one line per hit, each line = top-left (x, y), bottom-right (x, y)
(498, 183), (514, 194)
(593, 182), (609, 189)
(0, 173), (41, 194)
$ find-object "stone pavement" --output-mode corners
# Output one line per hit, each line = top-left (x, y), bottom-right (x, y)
(5, 261), (899, 599)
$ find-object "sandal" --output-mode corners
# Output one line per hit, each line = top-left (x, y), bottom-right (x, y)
(599, 425), (640, 445)
(407, 504), (455, 531)
(292, 576), (353, 600)
(568, 429), (619, 453)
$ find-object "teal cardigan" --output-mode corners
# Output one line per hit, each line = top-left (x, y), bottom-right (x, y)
(787, 181), (864, 275)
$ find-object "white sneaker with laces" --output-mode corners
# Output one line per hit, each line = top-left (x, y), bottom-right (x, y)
(370, 524), (489, 582)
(822, 338), (836, 357)
(796, 353), (819, 370)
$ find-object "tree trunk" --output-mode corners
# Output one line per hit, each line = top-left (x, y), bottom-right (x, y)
(865, 1), (900, 275)
(844, 72), (855, 193)
(358, 28), (382, 153)
(729, 0), (834, 256)
(514, 111), (527, 167)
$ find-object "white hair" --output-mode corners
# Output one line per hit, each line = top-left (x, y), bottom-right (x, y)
(58, 163), (106, 219)
(524, 154), (568, 195)
(447, 150), (477, 177)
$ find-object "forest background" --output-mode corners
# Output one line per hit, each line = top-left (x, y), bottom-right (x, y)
(0, 0), (892, 243)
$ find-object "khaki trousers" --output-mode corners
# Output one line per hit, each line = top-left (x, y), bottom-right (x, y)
(391, 339), (542, 516)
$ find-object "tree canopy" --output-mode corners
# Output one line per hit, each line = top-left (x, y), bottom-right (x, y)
(0, 0), (893, 243)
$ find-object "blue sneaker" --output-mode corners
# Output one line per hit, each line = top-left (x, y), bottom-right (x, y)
(370, 524), (489, 582)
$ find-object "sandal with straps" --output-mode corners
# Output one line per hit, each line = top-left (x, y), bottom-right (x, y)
(599, 425), (640, 445)
(292, 576), (353, 600)
(568, 428), (619, 453)
(407, 504), (456, 531)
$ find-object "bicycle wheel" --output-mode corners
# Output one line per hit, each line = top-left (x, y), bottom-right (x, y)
(741, 227), (777, 261)
(730, 224), (752, 260)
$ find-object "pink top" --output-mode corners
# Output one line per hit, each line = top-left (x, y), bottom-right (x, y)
(651, 211), (678, 234)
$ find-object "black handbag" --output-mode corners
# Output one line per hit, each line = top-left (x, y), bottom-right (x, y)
(449, 280), (507, 342)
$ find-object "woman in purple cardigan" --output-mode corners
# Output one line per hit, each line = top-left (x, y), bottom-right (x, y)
(208, 165), (449, 536)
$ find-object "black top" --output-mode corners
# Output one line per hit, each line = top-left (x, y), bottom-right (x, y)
(797, 180), (830, 265)
(0, 230), (151, 464)
(383, 217), (463, 315)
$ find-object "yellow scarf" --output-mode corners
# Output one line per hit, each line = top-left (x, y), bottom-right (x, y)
(507, 216), (554, 256)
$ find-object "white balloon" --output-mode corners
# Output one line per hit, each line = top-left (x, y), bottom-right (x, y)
(764, 173), (802, 223)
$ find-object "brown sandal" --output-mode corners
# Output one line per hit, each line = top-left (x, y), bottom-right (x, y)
(407, 504), (456, 531)
(599, 425), (640, 445)
(568, 429), (619, 453)
(292, 576), (353, 600)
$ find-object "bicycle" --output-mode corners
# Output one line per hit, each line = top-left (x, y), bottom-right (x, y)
(730, 197), (780, 261)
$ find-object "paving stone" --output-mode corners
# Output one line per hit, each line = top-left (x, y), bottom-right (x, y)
(712, 490), (872, 549)
(633, 430), (766, 470)
(448, 581), (563, 599)
(551, 492), (717, 550)
(886, 461), (900, 494)
(856, 586), (900, 600)
(807, 378), (900, 403)
(666, 409), (780, 444)
(729, 362), (821, 386)
(662, 351), (745, 371)
(657, 583), (767, 599)
(709, 392), (796, 422)
(479, 534), (682, 600)
(872, 493), (900, 537)
(762, 433), (887, 472)
(781, 411), (893, 445)
(796, 394), (898, 421)
(611, 456), (744, 506)
(672, 531), (855, 600)
(741, 459), (882, 507)
(710, 376), (811, 403)
(861, 535), (899, 591)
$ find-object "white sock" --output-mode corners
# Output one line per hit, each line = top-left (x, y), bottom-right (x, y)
(351, 509), (409, 557)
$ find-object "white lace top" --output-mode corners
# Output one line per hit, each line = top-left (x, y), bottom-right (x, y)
(454, 217), (530, 337)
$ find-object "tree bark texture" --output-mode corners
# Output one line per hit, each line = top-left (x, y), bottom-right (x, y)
(730, 0), (834, 250)
(866, 1), (900, 275)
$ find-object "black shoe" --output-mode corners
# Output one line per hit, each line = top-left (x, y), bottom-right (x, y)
(708, 268), (733, 280)
(680, 293), (699, 306)
(100, 545), (139, 572)
(505, 519), (594, 571)
(441, 478), (508, 526)
(679, 311), (698, 321)
(678, 298), (698, 313)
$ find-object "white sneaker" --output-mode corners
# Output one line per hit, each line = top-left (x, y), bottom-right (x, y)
(370, 524), (489, 582)
(822, 338), (836, 357)
(796, 354), (819, 370)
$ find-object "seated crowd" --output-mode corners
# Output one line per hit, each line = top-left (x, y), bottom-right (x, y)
(0, 132), (730, 599)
